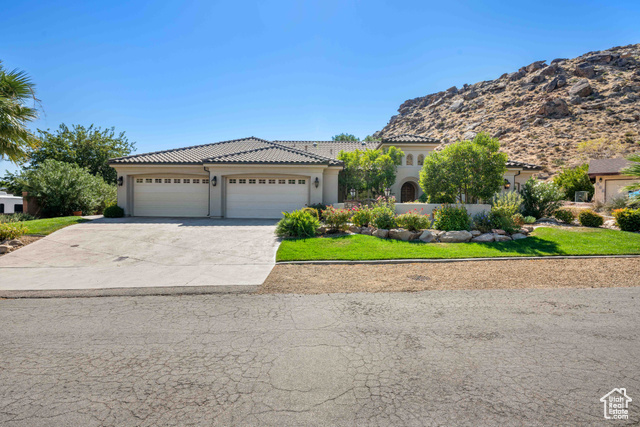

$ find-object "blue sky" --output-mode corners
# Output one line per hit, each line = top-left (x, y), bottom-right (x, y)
(1, 0), (639, 176)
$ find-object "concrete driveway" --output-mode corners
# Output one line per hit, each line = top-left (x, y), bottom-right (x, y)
(0, 217), (279, 293)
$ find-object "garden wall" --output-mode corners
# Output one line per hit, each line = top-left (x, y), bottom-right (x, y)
(332, 203), (491, 216)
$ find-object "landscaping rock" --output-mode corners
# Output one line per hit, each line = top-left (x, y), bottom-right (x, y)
(6, 239), (23, 247)
(494, 234), (512, 242)
(349, 225), (362, 234)
(373, 228), (389, 238)
(492, 229), (507, 235)
(518, 228), (531, 235)
(523, 226), (534, 233)
(317, 226), (327, 235)
(471, 233), (495, 243)
(510, 233), (528, 240)
(439, 230), (472, 243)
(360, 227), (373, 236)
(569, 79), (593, 97)
(419, 230), (436, 243)
(0, 245), (10, 254)
(397, 229), (418, 241)
(470, 230), (482, 237)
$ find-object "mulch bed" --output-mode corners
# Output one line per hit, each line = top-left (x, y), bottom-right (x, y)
(259, 257), (640, 294)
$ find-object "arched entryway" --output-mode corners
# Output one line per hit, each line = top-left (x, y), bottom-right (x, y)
(400, 182), (416, 203)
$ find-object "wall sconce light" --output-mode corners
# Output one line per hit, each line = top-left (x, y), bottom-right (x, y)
(503, 179), (511, 190)
(212, 176), (217, 186)
(314, 177), (320, 188)
(350, 188), (356, 199)
(384, 187), (391, 197)
(117, 176), (124, 187)
(599, 177), (603, 182)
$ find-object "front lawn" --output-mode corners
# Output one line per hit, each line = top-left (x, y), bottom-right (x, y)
(276, 227), (640, 261)
(21, 216), (90, 235)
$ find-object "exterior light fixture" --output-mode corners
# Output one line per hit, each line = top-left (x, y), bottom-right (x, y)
(350, 188), (356, 199)
(314, 177), (320, 188)
(212, 176), (217, 186)
(117, 176), (124, 187)
(599, 177), (603, 182)
(384, 187), (391, 197)
(503, 179), (511, 190)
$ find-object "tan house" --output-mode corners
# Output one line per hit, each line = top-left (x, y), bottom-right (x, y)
(588, 158), (638, 204)
(109, 134), (541, 218)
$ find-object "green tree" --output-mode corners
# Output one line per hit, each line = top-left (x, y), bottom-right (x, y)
(337, 146), (404, 198)
(622, 154), (640, 207)
(26, 124), (135, 184)
(337, 149), (365, 196)
(553, 164), (594, 200)
(520, 178), (565, 218)
(419, 133), (507, 203)
(0, 61), (39, 162)
(332, 133), (359, 141)
(363, 135), (381, 142)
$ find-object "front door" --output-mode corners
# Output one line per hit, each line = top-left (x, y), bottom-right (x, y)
(401, 182), (415, 203)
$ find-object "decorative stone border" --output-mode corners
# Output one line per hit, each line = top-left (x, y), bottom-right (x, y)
(344, 225), (533, 243)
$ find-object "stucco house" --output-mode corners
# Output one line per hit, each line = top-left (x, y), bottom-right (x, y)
(588, 158), (639, 204)
(109, 134), (541, 218)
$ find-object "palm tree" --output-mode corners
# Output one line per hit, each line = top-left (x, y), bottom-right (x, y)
(0, 60), (39, 163)
(622, 154), (640, 207)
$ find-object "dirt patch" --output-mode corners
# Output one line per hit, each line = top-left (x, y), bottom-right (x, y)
(0, 235), (43, 256)
(259, 258), (640, 294)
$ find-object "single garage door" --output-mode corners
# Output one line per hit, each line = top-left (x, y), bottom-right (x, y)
(133, 177), (209, 217)
(226, 177), (309, 219)
(605, 179), (636, 202)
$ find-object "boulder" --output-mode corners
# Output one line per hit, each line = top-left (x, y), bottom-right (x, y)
(492, 229), (507, 235)
(471, 233), (495, 243)
(463, 90), (478, 100)
(511, 233), (528, 240)
(349, 225), (362, 234)
(518, 228), (531, 235)
(419, 230), (436, 243)
(373, 228), (389, 238)
(462, 131), (477, 141)
(543, 76), (566, 93)
(470, 230), (482, 237)
(389, 229), (416, 241)
(361, 227), (373, 236)
(439, 230), (472, 243)
(317, 226), (327, 235)
(537, 98), (570, 118)
(449, 99), (464, 112)
(0, 245), (10, 254)
(569, 79), (593, 97)
(6, 239), (23, 247)
(574, 64), (595, 78)
(494, 234), (512, 242)
(523, 61), (547, 73)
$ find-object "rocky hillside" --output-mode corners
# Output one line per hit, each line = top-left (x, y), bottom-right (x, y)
(375, 43), (640, 177)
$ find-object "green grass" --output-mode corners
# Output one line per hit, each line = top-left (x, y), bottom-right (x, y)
(21, 216), (90, 235)
(276, 227), (640, 261)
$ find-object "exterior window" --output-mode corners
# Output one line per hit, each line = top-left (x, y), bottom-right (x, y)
(259, 179), (266, 184)
(193, 179), (200, 184)
(298, 179), (305, 184)
(155, 179), (162, 183)
(239, 179), (246, 184)
(288, 179), (296, 184)
(174, 179), (181, 183)
(164, 179), (171, 183)
(183, 179), (190, 184)
(249, 179), (256, 184)
(279, 179), (286, 184)
(229, 178), (237, 184)
(406, 154), (413, 166)
(269, 179), (276, 184)
(136, 178), (143, 183)
(145, 178), (152, 183)
(417, 154), (424, 166)
(202, 179), (209, 184)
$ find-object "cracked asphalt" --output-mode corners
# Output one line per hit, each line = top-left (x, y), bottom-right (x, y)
(1, 288), (638, 426)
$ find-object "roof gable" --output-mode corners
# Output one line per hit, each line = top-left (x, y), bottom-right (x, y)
(588, 158), (632, 176)
(203, 143), (341, 165)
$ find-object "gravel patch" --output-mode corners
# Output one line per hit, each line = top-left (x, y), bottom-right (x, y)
(260, 257), (640, 294)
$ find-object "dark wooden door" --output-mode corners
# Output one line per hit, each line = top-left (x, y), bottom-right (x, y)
(401, 182), (415, 202)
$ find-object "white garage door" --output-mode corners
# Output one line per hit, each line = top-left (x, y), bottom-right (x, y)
(605, 179), (636, 202)
(133, 177), (209, 217)
(226, 177), (309, 219)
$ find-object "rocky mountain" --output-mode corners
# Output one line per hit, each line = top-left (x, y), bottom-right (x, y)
(375, 43), (640, 177)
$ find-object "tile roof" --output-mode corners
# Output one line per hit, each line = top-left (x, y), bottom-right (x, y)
(381, 134), (441, 144)
(274, 140), (379, 159)
(203, 142), (342, 165)
(588, 158), (632, 176)
(505, 160), (543, 170)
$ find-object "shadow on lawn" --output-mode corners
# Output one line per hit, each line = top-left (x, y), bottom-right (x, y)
(479, 236), (564, 256)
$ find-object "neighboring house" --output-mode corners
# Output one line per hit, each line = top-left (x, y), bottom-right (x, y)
(109, 134), (541, 219)
(0, 191), (24, 214)
(588, 158), (639, 204)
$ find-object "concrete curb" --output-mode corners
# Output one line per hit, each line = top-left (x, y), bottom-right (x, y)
(0, 285), (259, 299)
(277, 254), (640, 265)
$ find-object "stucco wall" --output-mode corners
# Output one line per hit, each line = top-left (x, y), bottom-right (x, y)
(593, 174), (638, 204)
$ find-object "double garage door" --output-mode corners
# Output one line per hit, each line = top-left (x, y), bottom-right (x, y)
(133, 176), (309, 218)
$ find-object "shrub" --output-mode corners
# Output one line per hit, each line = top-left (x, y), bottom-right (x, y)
(554, 209), (575, 224)
(578, 209), (604, 227)
(373, 195), (396, 211)
(603, 196), (628, 214)
(103, 205), (125, 218)
(395, 209), (431, 231)
(520, 178), (565, 219)
(433, 204), (470, 231)
(512, 213), (525, 227)
(524, 216), (536, 224)
(322, 206), (351, 231)
(307, 203), (328, 220)
(492, 191), (523, 217)
(371, 206), (396, 230)
(472, 211), (493, 233)
(553, 164), (594, 201)
(612, 208), (640, 232)
(0, 222), (28, 241)
(417, 193), (428, 203)
(300, 207), (319, 219)
(350, 206), (373, 227)
(0, 213), (37, 223)
(275, 210), (320, 238)
(489, 211), (518, 234)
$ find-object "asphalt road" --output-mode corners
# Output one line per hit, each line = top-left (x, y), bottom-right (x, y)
(1, 288), (638, 426)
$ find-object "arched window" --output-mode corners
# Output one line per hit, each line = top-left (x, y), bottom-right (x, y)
(406, 154), (413, 166)
(417, 154), (424, 166)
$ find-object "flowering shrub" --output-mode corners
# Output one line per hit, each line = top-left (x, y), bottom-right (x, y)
(322, 206), (351, 231)
(307, 203), (328, 220)
(472, 211), (493, 233)
(553, 209), (575, 224)
(395, 209), (431, 231)
(578, 209), (604, 228)
(433, 205), (470, 231)
(275, 209), (320, 238)
(612, 208), (640, 232)
(0, 222), (28, 241)
(512, 213), (525, 227)
(373, 195), (396, 211)
(492, 191), (523, 217)
(371, 206), (396, 230)
(350, 205), (373, 227)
